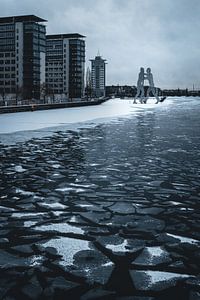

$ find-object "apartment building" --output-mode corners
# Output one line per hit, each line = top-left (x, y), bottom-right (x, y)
(90, 54), (106, 98)
(46, 33), (85, 101)
(0, 15), (46, 102)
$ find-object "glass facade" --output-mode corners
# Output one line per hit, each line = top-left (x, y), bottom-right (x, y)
(46, 39), (64, 94)
(0, 23), (15, 94)
(91, 56), (106, 97)
(69, 39), (85, 98)
(23, 22), (46, 99)
(0, 16), (46, 100)
(46, 35), (85, 99)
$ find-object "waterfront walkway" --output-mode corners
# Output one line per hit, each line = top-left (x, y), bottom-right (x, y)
(0, 98), (108, 114)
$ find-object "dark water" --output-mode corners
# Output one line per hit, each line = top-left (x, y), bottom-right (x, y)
(0, 98), (200, 299)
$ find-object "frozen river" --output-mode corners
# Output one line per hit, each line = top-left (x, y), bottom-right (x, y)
(0, 97), (200, 299)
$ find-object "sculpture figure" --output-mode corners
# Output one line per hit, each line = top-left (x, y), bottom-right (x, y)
(134, 67), (165, 104)
(145, 68), (160, 104)
(133, 67), (145, 104)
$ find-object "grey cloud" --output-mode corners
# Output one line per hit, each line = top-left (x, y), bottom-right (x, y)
(1, 0), (200, 88)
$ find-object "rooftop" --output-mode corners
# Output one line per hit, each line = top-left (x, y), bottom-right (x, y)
(46, 33), (85, 39)
(90, 56), (107, 62)
(0, 15), (47, 23)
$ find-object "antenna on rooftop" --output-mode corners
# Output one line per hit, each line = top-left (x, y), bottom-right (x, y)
(97, 49), (101, 57)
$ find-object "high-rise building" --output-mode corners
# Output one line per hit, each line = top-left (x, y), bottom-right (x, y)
(90, 54), (106, 98)
(0, 15), (46, 101)
(46, 34), (85, 101)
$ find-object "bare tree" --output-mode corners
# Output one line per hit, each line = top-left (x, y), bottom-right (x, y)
(15, 85), (23, 106)
(46, 86), (55, 104)
(40, 83), (46, 104)
(85, 67), (92, 100)
(0, 87), (6, 106)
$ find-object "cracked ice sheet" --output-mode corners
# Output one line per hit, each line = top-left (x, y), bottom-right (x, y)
(133, 246), (171, 266)
(38, 202), (67, 209)
(12, 212), (46, 218)
(166, 233), (200, 245)
(15, 189), (35, 196)
(14, 165), (26, 172)
(34, 222), (84, 234)
(41, 237), (90, 266)
(130, 270), (193, 291)
(106, 240), (129, 252)
(55, 187), (85, 193)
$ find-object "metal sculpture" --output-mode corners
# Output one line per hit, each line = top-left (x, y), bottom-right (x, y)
(133, 67), (145, 104)
(134, 67), (165, 104)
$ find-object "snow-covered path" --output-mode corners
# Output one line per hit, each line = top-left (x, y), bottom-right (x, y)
(0, 98), (172, 134)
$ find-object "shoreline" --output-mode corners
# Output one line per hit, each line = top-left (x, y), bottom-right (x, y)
(0, 98), (108, 114)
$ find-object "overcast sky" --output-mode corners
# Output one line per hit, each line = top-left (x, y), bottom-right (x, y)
(1, 0), (200, 88)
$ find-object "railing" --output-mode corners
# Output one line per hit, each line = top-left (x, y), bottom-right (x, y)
(0, 97), (101, 107)
(0, 98), (109, 114)
(0, 98), (68, 107)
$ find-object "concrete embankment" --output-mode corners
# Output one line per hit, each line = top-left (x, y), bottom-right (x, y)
(0, 98), (108, 114)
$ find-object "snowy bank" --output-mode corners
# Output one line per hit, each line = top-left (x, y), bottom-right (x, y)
(0, 98), (173, 144)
